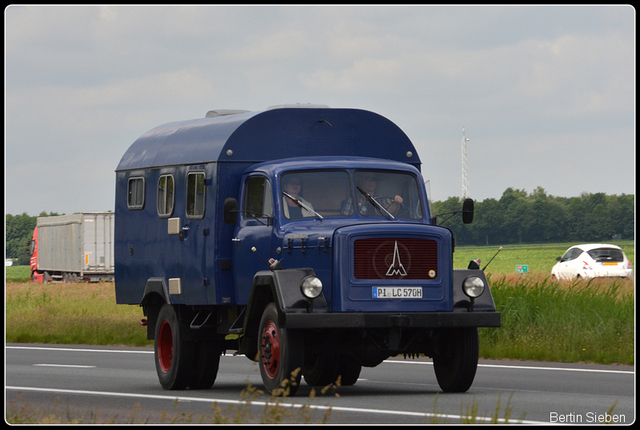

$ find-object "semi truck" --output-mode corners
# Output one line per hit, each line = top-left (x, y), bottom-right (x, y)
(28, 213), (115, 283)
(114, 104), (500, 395)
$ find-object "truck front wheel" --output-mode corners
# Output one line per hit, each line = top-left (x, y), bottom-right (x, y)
(258, 303), (303, 396)
(154, 304), (194, 390)
(432, 327), (479, 393)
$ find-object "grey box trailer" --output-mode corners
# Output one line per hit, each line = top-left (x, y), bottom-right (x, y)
(30, 213), (114, 283)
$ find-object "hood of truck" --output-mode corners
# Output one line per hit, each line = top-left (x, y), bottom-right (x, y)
(277, 220), (453, 313)
(331, 223), (454, 312)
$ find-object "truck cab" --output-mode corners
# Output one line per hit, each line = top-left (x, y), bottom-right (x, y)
(230, 157), (444, 309)
(114, 105), (499, 395)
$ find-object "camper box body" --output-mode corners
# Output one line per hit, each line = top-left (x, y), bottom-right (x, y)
(114, 106), (499, 394)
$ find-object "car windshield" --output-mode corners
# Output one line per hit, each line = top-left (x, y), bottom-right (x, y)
(587, 248), (624, 262)
(280, 169), (424, 220)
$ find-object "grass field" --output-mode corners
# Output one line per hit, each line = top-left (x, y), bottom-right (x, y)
(5, 240), (635, 364)
(5, 280), (152, 347)
(452, 241), (634, 275)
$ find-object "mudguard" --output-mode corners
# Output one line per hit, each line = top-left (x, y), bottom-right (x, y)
(239, 268), (328, 358)
(140, 277), (172, 340)
(141, 277), (172, 305)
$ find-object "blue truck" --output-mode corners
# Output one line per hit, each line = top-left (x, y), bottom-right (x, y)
(114, 104), (500, 395)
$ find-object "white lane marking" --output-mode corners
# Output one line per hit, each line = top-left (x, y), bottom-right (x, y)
(8, 345), (633, 374)
(5, 385), (546, 424)
(383, 359), (634, 375)
(33, 364), (96, 368)
(7, 345), (153, 354)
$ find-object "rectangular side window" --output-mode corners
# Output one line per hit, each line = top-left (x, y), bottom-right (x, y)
(186, 172), (206, 218)
(127, 177), (145, 210)
(244, 176), (272, 219)
(157, 174), (175, 217)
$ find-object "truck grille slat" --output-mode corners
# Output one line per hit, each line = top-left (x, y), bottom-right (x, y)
(354, 238), (438, 279)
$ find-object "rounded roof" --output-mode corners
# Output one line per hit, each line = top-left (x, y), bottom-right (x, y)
(116, 107), (420, 172)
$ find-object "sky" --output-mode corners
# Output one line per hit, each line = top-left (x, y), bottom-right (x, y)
(5, 5), (635, 217)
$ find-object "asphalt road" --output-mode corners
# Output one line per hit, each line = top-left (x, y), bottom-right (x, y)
(6, 343), (635, 424)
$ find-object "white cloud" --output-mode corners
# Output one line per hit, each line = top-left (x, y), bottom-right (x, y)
(299, 58), (402, 93)
(5, 5), (635, 215)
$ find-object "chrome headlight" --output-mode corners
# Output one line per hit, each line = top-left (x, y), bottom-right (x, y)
(463, 276), (485, 298)
(301, 276), (323, 299)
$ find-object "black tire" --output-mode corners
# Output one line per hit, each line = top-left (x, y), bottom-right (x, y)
(258, 303), (303, 396)
(154, 304), (194, 390)
(336, 355), (362, 386)
(432, 327), (479, 393)
(188, 339), (222, 389)
(303, 353), (338, 387)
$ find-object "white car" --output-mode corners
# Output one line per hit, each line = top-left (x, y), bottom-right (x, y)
(551, 244), (633, 280)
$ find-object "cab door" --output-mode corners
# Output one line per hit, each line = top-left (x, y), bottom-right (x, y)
(232, 175), (274, 304)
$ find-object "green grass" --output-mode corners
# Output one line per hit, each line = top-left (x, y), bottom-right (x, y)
(453, 240), (634, 275)
(5, 265), (32, 283)
(5, 281), (151, 347)
(479, 274), (633, 364)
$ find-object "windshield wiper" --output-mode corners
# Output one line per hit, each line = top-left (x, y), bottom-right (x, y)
(282, 191), (323, 219)
(356, 186), (394, 220)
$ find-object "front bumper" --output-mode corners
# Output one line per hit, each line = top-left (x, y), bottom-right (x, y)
(284, 310), (500, 329)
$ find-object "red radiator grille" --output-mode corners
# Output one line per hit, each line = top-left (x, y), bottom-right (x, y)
(353, 238), (438, 279)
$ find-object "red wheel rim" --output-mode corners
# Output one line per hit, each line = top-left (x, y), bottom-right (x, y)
(260, 320), (280, 379)
(157, 319), (173, 373)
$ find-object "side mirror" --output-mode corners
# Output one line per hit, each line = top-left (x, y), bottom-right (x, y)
(462, 198), (474, 224)
(223, 198), (238, 224)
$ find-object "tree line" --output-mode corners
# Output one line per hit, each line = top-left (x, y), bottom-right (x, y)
(433, 187), (634, 246)
(5, 188), (635, 263)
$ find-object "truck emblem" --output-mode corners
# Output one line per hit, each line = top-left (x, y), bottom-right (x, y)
(386, 241), (408, 277)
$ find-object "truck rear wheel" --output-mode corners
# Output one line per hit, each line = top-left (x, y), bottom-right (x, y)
(258, 303), (303, 396)
(154, 304), (194, 390)
(188, 339), (222, 389)
(303, 353), (338, 387)
(432, 327), (479, 393)
(336, 355), (362, 386)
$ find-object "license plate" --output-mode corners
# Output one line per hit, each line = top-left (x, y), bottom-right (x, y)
(373, 287), (423, 299)
(603, 262), (618, 266)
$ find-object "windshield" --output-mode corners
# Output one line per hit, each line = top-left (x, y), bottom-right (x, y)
(281, 170), (423, 220)
(281, 171), (349, 219)
(352, 170), (423, 219)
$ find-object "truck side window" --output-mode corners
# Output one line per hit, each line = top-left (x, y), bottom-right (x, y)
(127, 177), (145, 210)
(186, 172), (206, 219)
(244, 176), (272, 219)
(157, 174), (175, 217)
